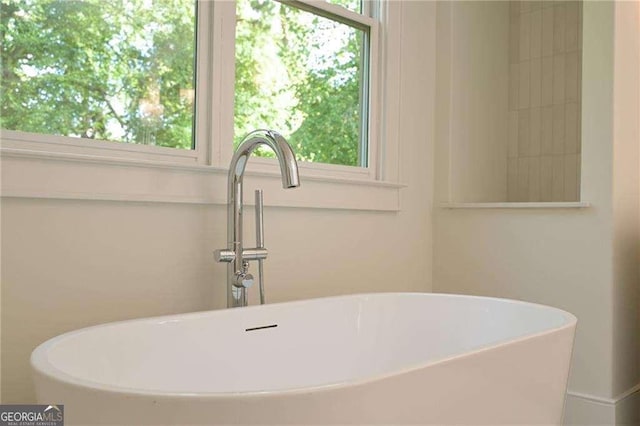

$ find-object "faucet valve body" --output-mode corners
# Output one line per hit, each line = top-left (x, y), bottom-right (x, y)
(234, 261), (254, 289)
(234, 272), (254, 289)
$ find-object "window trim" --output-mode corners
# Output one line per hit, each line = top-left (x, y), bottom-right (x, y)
(0, 0), (404, 211)
(213, 0), (382, 181)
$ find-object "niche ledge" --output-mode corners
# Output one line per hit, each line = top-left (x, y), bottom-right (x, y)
(440, 202), (591, 209)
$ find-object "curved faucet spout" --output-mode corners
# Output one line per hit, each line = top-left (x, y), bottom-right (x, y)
(230, 129), (300, 189)
(223, 129), (300, 308)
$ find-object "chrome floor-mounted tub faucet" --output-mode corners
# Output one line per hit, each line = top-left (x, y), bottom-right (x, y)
(214, 129), (300, 308)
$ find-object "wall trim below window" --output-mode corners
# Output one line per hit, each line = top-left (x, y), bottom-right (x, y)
(0, 148), (403, 211)
(440, 202), (590, 209)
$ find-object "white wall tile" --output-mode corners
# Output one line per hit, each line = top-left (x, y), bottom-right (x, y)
(518, 109), (531, 156)
(564, 154), (578, 201)
(508, 157), (519, 201)
(540, 156), (553, 201)
(509, 111), (519, 157)
(565, 102), (579, 154)
(530, 107), (541, 156)
(530, 9), (543, 59)
(565, 1), (579, 52)
(510, 8), (521, 63)
(528, 156), (541, 201)
(510, 0), (519, 17)
(510, 63), (520, 110)
(576, 97), (582, 153)
(530, 57), (542, 107)
(577, 50), (582, 100)
(506, 0), (582, 204)
(577, 1), (583, 50)
(553, 3), (565, 53)
(576, 153), (581, 197)
(553, 53), (565, 104)
(551, 155), (564, 201)
(552, 103), (565, 155)
(541, 55), (554, 105)
(520, 11), (531, 61)
(565, 50), (579, 102)
(541, 105), (553, 155)
(518, 157), (530, 201)
(542, 6), (554, 56)
(519, 61), (531, 109)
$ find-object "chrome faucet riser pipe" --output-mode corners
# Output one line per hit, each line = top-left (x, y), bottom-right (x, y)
(255, 189), (265, 305)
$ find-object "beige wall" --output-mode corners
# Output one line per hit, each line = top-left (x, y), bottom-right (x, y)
(611, 1), (640, 421)
(0, 2), (436, 403)
(437, 1), (509, 203)
(435, 1), (639, 423)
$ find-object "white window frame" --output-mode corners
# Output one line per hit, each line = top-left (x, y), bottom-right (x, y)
(0, 0), (403, 211)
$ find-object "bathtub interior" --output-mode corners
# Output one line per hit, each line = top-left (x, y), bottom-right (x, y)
(35, 293), (574, 394)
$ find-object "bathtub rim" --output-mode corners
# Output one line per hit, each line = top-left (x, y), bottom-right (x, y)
(31, 291), (577, 400)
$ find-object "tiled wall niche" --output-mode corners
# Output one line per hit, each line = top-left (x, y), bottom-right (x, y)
(507, 0), (582, 202)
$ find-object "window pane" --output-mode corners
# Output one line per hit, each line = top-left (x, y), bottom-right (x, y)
(234, 0), (368, 167)
(1, 0), (197, 149)
(326, 0), (362, 13)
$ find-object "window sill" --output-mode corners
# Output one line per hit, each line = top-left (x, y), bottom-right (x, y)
(440, 202), (590, 209)
(0, 148), (403, 211)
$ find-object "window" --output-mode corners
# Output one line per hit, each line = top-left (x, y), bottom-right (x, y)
(1, 0), (401, 211)
(1, 0), (197, 150)
(2, 0), (376, 168)
(234, 0), (371, 167)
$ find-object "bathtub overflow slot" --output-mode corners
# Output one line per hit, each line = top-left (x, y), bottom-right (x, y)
(245, 324), (278, 332)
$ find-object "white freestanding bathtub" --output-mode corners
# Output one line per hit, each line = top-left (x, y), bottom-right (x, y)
(31, 292), (576, 425)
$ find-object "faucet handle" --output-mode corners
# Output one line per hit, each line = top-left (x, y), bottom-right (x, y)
(234, 261), (254, 289)
(233, 272), (254, 289)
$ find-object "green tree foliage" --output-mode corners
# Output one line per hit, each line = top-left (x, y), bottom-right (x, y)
(234, 0), (365, 166)
(286, 18), (363, 166)
(2, 0), (365, 166)
(1, 0), (195, 148)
